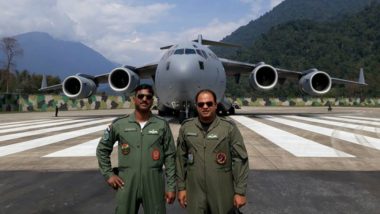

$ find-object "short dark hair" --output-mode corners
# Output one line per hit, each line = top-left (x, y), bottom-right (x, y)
(134, 84), (154, 95)
(195, 89), (217, 103)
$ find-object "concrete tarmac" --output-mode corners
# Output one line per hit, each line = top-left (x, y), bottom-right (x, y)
(0, 107), (379, 213)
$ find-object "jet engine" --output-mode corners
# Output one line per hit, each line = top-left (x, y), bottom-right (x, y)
(62, 75), (97, 98)
(108, 67), (140, 93)
(249, 63), (278, 91)
(299, 70), (332, 95)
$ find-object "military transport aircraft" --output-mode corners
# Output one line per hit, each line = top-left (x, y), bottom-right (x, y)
(40, 35), (366, 121)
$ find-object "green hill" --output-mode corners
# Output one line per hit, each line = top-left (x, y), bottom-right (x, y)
(215, 0), (380, 58)
(224, 3), (380, 97)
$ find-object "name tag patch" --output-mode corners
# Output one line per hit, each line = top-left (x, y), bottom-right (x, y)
(124, 128), (137, 132)
(186, 132), (197, 136)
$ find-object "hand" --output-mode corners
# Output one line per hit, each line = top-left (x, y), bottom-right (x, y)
(233, 194), (246, 208)
(177, 190), (187, 208)
(107, 175), (124, 190)
(165, 191), (176, 204)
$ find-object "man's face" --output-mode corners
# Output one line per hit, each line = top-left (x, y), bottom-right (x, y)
(134, 89), (153, 112)
(196, 92), (217, 122)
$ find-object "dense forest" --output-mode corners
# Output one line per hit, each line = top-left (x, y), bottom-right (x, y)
(224, 3), (380, 98)
(0, 69), (60, 94)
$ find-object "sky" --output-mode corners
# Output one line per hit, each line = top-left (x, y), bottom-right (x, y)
(0, 0), (284, 66)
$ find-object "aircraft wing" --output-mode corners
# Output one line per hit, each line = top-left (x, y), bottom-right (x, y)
(219, 58), (366, 85)
(40, 62), (158, 92)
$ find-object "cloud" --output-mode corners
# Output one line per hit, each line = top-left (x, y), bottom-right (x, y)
(0, 0), (284, 66)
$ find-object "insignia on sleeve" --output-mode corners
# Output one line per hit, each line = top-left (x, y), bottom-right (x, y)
(103, 127), (110, 140)
(187, 152), (194, 165)
(121, 143), (130, 155)
(151, 148), (160, 161)
(216, 152), (227, 165)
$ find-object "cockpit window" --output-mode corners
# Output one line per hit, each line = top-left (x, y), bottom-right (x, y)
(174, 49), (184, 55)
(193, 45), (198, 48)
(185, 49), (196, 54)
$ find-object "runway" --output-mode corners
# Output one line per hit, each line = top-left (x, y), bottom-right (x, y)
(0, 107), (379, 213)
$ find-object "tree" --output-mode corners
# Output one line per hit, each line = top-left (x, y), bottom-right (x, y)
(0, 37), (23, 93)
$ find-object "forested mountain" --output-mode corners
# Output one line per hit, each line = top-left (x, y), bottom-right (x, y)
(13, 32), (117, 78)
(225, 3), (380, 97)
(215, 0), (380, 58)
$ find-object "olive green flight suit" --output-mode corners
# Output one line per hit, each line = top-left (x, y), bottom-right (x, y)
(96, 113), (176, 214)
(176, 116), (249, 214)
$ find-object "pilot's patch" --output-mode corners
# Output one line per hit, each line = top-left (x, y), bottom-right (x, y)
(152, 148), (160, 161)
(148, 129), (158, 135)
(186, 132), (197, 136)
(207, 134), (218, 139)
(216, 152), (227, 165)
(125, 128), (137, 132)
(121, 143), (130, 155)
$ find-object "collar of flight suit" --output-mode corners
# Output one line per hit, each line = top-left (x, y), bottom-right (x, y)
(127, 111), (157, 127)
(194, 115), (221, 134)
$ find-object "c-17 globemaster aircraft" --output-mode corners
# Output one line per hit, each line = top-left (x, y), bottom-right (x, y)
(40, 35), (366, 121)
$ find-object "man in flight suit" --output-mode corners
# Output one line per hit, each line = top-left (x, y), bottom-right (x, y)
(96, 84), (176, 214)
(176, 89), (249, 213)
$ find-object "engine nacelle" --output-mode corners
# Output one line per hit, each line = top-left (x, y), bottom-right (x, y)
(249, 64), (278, 91)
(62, 75), (97, 98)
(108, 67), (140, 93)
(299, 71), (332, 95)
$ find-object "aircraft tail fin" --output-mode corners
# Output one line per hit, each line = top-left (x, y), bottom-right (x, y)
(40, 74), (47, 89)
(358, 68), (366, 85)
(194, 35), (241, 48)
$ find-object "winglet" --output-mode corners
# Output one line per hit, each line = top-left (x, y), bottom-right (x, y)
(358, 68), (366, 85)
(40, 74), (47, 89)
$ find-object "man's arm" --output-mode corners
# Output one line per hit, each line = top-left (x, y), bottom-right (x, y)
(230, 123), (249, 196)
(163, 121), (176, 193)
(96, 124), (117, 180)
(175, 126), (188, 191)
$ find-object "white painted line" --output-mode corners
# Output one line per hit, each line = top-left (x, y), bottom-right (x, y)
(341, 116), (380, 122)
(0, 118), (115, 142)
(0, 119), (51, 127)
(258, 115), (380, 151)
(0, 119), (87, 134)
(44, 138), (117, 157)
(321, 116), (380, 126)
(0, 124), (108, 157)
(0, 119), (69, 130)
(230, 116), (354, 157)
(284, 115), (379, 133)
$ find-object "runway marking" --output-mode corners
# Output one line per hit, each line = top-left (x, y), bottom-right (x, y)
(0, 124), (108, 157)
(0, 119), (69, 130)
(44, 138), (117, 157)
(0, 119), (51, 128)
(284, 115), (379, 133)
(321, 116), (380, 126)
(341, 116), (380, 122)
(0, 118), (115, 142)
(258, 115), (380, 151)
(231, 116), (354, 157)
(0, 119), (80, 134)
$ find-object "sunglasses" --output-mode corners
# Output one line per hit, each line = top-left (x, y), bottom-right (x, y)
(197, 101), (214, 108)
(136, 94), (153, 100)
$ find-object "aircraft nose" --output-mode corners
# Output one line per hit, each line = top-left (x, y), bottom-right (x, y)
(170, 58), (198, 84)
